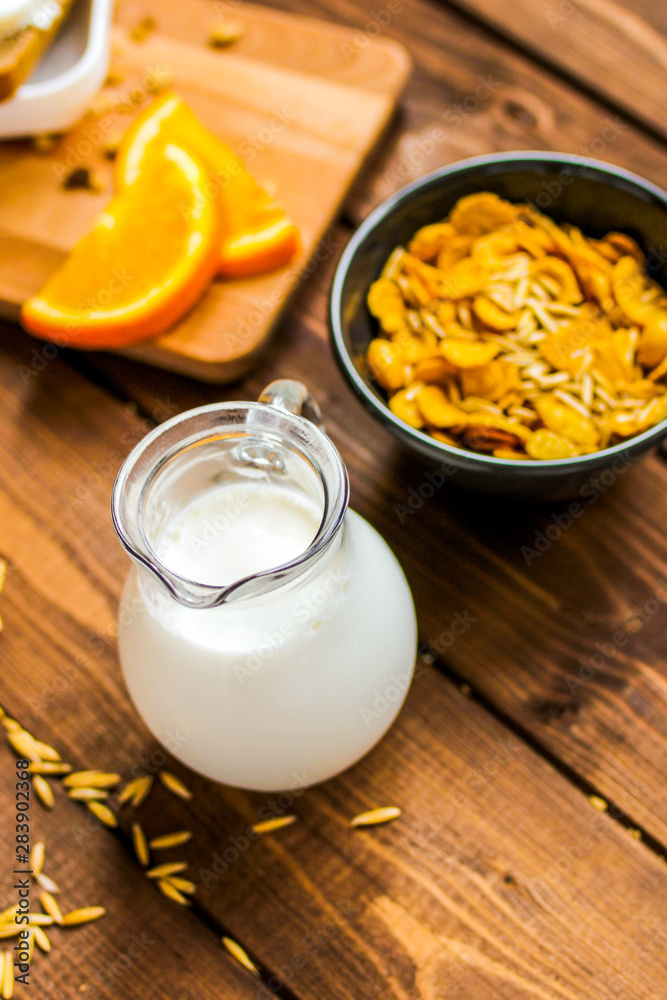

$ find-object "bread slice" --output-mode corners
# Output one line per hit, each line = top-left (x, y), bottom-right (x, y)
(0, 0), (75, 103)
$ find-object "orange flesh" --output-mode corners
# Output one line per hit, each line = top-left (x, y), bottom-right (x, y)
(21, 143), (223, 349)
(116, 92), (300, 277)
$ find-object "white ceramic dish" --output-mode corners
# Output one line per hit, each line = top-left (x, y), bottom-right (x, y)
(0, 0), (112, 138)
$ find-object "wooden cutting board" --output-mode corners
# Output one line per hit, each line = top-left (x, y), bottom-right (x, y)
(0, 0), (411, 381)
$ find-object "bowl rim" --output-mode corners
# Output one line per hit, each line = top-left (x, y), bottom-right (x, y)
(330, 150), (667, 470)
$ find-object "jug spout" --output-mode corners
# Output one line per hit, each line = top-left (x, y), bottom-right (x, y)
(111, 382), (349, 609)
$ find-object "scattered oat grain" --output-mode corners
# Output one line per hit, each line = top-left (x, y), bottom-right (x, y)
(145, 69), (172, 93)
(29, 762), (71, 775)
(86, 801), (118, 828)
(166, 876), (196, 895)
(33, 775), (54, 809)
(67, 788), (110, 801)
(30, 842), (45, 877)
(350, 806), (402, 828)
(64, 770), (120, 789)
(0, 927), (21, 940)
(33, 926), (50, 953)
(158, 770), (192, 800)
(589, 795), (608, 812)
(36, 873), (59, 894)
(148, 830), (192, 850)
(156, 879), (190, 905)
(86, 94), (116, 118)
(7, 731), (39, 762)
(146, 862), (188, 880)
(208, 19), (243, 47)
(132, 823), (150, 867)
(32, 739), (61, 762)
(40, 891), (63, 925)
(221, 936), (259, 976)
(104, 69), (124, 87)
(250, 816), (297, 836)
(2, 949), (12, 999)
(27, 914), (53, 927)
(129, 16), (156, 42)
(62, 907), (105, 927)
(0, 560), (6, 593)
(118, 774), (153, 807)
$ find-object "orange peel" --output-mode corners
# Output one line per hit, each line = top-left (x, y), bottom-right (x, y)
(22, 143), (223, 349)
(116, 92), (299, 278)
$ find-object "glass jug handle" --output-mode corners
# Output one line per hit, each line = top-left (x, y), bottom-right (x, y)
(259, 380), (324, 429)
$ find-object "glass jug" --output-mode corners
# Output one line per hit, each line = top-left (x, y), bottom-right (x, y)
(112, 380), (417, 791)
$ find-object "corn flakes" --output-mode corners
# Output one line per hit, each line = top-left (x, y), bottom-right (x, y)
(365, 193), (667, 459)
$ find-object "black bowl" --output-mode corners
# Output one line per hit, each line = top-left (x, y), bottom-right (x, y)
(330, 152), (667, 500)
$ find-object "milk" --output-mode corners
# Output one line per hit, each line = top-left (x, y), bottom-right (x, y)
(118, 482), (417, 791)
(157, 483), (321, 585)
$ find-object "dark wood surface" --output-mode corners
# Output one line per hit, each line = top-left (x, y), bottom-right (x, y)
(2, 0), (667, 997)
(443, 0), (667, 141)
(2, 326), (667, 999)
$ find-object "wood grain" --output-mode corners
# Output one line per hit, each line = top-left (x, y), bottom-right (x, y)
(309, 0), (667, 222)
(442, 0), (667, 141)
(0, 0), (410, 381)
(0, 743), (252, 998)
(1, 324), (667, 1000)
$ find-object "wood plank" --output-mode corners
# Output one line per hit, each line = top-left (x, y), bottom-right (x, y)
(0, 0), (410, 381)
(9, 670), (667, 1000)
(439, 0), (667, 141)
(74, 220), (667, 847)
(0, 734), (252, 998)
(626, 0), (667, 35)
(265, 0), (667, 222)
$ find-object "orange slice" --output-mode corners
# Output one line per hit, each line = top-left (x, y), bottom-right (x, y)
(116, 92), (300, 278)
(21, 142), (223, 349)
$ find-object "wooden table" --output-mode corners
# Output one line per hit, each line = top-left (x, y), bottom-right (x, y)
(1, 0), (667, 997)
